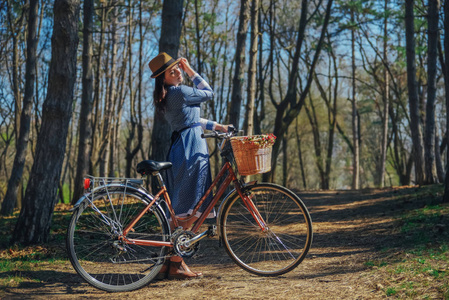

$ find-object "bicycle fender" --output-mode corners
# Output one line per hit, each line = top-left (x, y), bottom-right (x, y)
(70, 195), (88, 211)
(216, 181), (258, 239)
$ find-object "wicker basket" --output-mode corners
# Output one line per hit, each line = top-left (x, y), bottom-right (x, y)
(230, 136), (273, 175)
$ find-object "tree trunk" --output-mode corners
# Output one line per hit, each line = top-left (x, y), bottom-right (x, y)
(12, 0), (80, 244)
(125, 0), (143, 178)
(443, 0), (449, 202)
(254, 5), (265, 135)
(126, 0), (143, 177)
(305, 95), (325, 189)
(282, 129), (288, 187)
(390, 102), (412, 186)
(228, 0), (250, 130)
(311, 43), (338, 190)
(150, 0), (184, 172)
(112, 60), (128, 177)
(325, 47), (338, 190)
(295, 121), (307, 189)
(379, 0), (389, 188)
(351, 9), (360, 190)
(89, 4), (106, 176)
(6, 0), (24, 149)
(5, 1), (26, 210)
(1, 0), (39, 215)
(424, 0), (439, 184)
(405, 0), (425, 185)
(194, 0), (202, 74)
(244, 0), (259, 136)
(435, 128), (445, 182)
(72, 0), (94, 204)
(100, 10), (118, 177)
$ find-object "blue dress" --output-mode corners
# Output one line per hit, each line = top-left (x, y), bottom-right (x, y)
(164, 74), (216, 218)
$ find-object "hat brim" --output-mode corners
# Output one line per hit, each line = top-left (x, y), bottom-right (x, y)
(151, 58), (181, 78)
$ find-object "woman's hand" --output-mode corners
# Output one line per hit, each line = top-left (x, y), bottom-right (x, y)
(216, 124), (234, 133)
(178, 58), (195, 77)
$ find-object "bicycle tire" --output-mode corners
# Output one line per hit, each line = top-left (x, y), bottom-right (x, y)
(220, 183), (312, 276)
(67, 189), (170, 292)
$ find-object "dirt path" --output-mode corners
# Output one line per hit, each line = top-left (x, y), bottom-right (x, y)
(1, 187), (434, 299)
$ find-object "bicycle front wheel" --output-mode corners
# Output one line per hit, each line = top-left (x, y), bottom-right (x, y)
(220, 183), (312, 276)
(67, 189), (170, 292)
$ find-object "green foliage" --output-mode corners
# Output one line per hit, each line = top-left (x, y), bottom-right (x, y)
(385, 287), (397, 296)
(364, 260), (388, 267)
(55, 183), (72, 204)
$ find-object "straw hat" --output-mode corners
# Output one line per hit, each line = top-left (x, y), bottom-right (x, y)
(148, 52), (181, 78)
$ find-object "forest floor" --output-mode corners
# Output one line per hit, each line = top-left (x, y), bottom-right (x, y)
(0, 184), (448, 299)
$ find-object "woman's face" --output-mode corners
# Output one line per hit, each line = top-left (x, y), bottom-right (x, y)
(164, 64), (183, 86)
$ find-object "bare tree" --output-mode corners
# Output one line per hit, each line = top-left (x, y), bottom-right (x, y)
(6, 0), (25, 147)
(267, 0), (334, 182)
(194, 0), (203, 75)
(405, 0), (425, 185)
(424, 0), (439, 184)
(90, 3), (107, 175)
(72, 0), (94, 204)
(124, 0), (143, 178)
(350, 8), (360, 190)
(443, 0), (449, 202)
(12, 0), (80, 244)
(244, 0), (259, 136)
(307, 40), (339, 190)
(99, 7), (118, 177)
(228, 0), (250, 130)
(378, 0), (390, 188)
(1, 0), (39, 215)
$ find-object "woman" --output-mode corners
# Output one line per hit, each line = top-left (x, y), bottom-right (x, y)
(149, 52), (230, 279)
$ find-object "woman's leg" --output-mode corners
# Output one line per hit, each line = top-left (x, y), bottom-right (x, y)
(168, 256), (202, 279)
(157, 255), (202, 280)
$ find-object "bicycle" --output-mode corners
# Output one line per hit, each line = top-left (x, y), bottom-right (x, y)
(66, 129), (313, 292)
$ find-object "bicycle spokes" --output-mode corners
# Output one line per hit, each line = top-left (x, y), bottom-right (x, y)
(220, 183), (312, 276)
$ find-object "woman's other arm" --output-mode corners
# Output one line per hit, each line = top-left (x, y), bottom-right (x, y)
(199, 118), (232, 132)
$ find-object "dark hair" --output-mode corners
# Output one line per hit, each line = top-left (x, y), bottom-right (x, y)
(153, 75), (168, 112)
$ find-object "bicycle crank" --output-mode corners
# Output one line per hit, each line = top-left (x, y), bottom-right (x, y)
(172, 230), (199, 258)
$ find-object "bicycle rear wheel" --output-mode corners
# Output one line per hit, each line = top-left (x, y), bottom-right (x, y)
(67, 189), (169, 292)
(220, 183), (312, 276)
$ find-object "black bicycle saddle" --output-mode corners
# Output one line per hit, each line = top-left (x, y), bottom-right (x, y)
(136, 160), (172, 175)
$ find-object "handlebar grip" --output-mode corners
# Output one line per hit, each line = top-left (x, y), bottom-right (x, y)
(201, 132), (217, 139)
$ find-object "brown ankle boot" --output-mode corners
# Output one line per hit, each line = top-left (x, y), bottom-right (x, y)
(155, 259), (170, 280)
(168, 256), (203, 279)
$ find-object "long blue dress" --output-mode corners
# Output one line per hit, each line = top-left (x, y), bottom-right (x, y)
(164, 74), (216, 218)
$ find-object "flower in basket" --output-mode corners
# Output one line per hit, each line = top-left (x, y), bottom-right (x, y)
(241, 133), (276, 147)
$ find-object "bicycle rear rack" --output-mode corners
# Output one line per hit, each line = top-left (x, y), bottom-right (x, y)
(83, 175), (144, 193)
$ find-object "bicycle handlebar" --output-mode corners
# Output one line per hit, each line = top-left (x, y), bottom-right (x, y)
(201, 125), (238, 140)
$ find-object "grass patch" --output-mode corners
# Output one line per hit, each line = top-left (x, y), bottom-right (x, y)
(385, 286), (397, 296)
(366, 184), (449, 299)
(364, 260), (388, 268)
(0, 206), (71, 291)
(0, 243), (67, 289)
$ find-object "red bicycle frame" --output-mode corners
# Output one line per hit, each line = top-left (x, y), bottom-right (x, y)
(122, 160), (267, 248)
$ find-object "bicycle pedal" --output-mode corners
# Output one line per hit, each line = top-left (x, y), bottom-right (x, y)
(207, 225), (217, 237)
